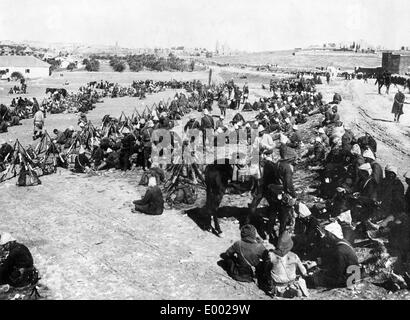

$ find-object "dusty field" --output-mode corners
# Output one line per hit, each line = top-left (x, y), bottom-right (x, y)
(1, 68), (410, 300)
(205, 50), (381, 70)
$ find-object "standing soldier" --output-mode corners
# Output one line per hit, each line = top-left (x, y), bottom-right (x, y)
(270, 78), (276, 92)
(33, 106), (45, 140)
(384, 72), (392, 94)
(375, 73), (385, 94)
(141, 120), (154, 170)
(233, 86), (242, 110)
(242, 82), (249, 103)
(218, 91), (228, 117)
(200, 109), (214, 150)
(228, 78), (235, 97)
(391, 89), (408, 123)
(326, 72), (331, 85)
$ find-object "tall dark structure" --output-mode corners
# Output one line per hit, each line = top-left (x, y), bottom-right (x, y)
(382, 51), (410, 74)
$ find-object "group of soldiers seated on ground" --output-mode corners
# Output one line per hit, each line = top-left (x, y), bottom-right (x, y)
(8, 83), (27, 95)
(206, 77), (410, 297)
(1, 78), (199, 136)
(0, 87), (98, 135)
(220, 126), (410, 296)
(44, 87), (99, 115)
(86, 79), (171, 99)
(2, 74), (410, 297)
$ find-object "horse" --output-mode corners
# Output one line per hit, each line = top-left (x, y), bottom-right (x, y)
(204, 158), (234, 235)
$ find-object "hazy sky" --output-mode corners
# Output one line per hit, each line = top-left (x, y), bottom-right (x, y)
(0, 0), (409, 51)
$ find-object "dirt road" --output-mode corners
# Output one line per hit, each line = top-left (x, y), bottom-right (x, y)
(324, 79), (410, 179)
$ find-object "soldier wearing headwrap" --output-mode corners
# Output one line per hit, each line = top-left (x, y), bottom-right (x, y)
(0, 233), (38, 288)
(219, 225), (266, 283)
(391, 89), (408, 123)
(307, 222), (358, 289)
(133, 177), (164, 215)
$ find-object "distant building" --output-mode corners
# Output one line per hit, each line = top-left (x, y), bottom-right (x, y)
(0, 55), (51, 79)
(382, 51), (410, 74)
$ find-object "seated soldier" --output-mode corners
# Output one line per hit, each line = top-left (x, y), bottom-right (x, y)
(96, 148), (119, 171)
(304, 137), (326, 166)
(352, 163), (378, 225)
(139, 160), (166, 186)
(73, 146), (91, 173)
(262, 231), (309, 298)
(287, 125), (302, 149)
(0, 233), (39, 288)
(219, 224), (266, 283)
(0, 120), (8, 133)
(171, 166), (198, 205)
(405, 172), (410, 214)
(132, 177), (164, 215)
(317, 127), (330, 147)
(367, 165), (405, 236)
(332, 92), (342, 104)
(306, 222), (359, 289)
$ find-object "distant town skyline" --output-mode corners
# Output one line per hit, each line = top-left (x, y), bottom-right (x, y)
(0, 0), (409, 52)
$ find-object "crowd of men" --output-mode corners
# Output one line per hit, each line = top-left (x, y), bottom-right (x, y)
(213, 77), (410, 296)
(1, 72), (410, 298)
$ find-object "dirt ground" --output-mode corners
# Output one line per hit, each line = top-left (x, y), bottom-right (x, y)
(205, 50), (381, 70)
(1, 68), (410, 300)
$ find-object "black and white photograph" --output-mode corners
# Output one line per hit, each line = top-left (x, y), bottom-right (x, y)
(1, 0), (410, 305)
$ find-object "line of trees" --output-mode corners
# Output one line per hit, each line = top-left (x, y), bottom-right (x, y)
(88, 53), (192, 72)
(78, 53), (194, 73)
(124, 53), (190, 72)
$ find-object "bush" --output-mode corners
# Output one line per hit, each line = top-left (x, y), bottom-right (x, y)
(10, 71), (24, 80)
(46, 58), (61, 72)
(109, 57), (126, 72)
(112, 61), (126, 72)
(67, 62), (76, 71)
(84, 59), (100, 72)
(128, 59), (143, 72)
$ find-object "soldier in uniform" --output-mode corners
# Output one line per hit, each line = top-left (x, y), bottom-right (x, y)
(200, 109), (214, 150)
(242, 82), (249, 103)
(141, 120), (155, 170)
(218, 92), (228, 117)
(391, 89), (408, 122)
(33, 106), (45, 140)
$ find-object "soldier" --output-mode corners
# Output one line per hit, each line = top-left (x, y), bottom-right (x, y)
(141, 120), (155, 170)
(332, 92), (342, 104)
(242, 82), (249, 103)
(326, 72), (331, 85)
(270, 78), (276, 92)
(33, 106), (45, 140)
(234, 86), (242, 110)
(391, 89), (408, 123)
(404, 172), (410, 214)
(200, 109), (214, 150)
(384, 72), (392, 94)
(375, 73), (385, 94)
(132, 177), (164, 215)
(218, 92), (228, 117)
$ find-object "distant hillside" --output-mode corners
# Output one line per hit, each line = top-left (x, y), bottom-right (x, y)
(206, 50), (381, 70)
